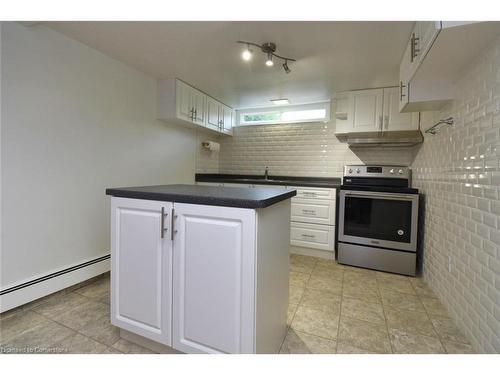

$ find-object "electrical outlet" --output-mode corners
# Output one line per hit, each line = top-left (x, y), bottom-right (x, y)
(448, 256), (452, 272)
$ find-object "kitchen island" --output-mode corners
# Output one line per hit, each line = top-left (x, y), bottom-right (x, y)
(105, 184), (295, 354)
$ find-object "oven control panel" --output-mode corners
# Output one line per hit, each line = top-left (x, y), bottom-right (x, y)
(344, 165), (411, 179)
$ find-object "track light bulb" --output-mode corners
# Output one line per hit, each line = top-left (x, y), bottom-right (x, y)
(266, 53), (274, 67)
(242, 46), (252, 61)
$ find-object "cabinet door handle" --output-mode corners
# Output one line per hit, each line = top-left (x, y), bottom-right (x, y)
(384, 115), (389, 130)
(378, 115), (383, 130)
(399, 81), (407, 100)
(160, 207), (168, 239)
(301, 234), (316, 239)
(171, 208), (176, 240)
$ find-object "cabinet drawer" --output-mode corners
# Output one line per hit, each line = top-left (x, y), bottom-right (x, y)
(290, 222), (334, 252)
(291, 198), (335, 225)
(290, 187), (336, 200)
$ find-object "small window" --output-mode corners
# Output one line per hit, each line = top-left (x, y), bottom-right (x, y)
(242, 112), (280, 123)
(281, 109), (326, 122)
(237, 102), (330, 126)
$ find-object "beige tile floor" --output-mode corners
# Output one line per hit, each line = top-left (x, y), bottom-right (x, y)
(0, 254), (475, 354)
(0, 274), (152, 354)
(282, 254), (475, 354)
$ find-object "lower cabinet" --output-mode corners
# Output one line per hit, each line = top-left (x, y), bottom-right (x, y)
(110, 196), (289, 354)
(172, 203), (256, 354)
(195, 182), (337, 255)
(111, 197), (173, 345)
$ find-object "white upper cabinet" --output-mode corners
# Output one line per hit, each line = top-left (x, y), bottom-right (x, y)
(399, 21), (441, 112)
(348, 89), (384, 132)
(222, 104), (233, 134)
(336, 87), (418, 134)
(206, 97), (233, 134)
(206, 96), (221, 130)
(399, 22), (440, 85)
(191, 88), (206, 125)
(382, 87), (419, 131)
(176, 79), (194, 122)
(174, 79), (206, 125)
(158, 78), (233, 136)
(398, 22), (500, 113)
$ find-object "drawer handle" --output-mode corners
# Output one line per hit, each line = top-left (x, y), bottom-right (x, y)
(301, 234), (316, 239)
(302, 209), (316, 215)
(302, 192), (317, 196)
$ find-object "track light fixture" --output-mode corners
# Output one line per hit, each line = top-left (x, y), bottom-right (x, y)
(237, 40), (296, 73)
(265, 53), (274, 67)
(282, 60), (291, 74)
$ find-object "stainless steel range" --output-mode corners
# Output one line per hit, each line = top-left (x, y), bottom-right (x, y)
(337, 165), (419, 276)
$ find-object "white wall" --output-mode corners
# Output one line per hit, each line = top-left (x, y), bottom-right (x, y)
(0, 22), (197, 289)
(412, 37), (500, 353)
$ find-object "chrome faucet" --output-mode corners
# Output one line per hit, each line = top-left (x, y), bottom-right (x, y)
(264, 166), (269, 180)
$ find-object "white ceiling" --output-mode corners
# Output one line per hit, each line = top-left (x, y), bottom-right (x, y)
(46, 21), (414, 108)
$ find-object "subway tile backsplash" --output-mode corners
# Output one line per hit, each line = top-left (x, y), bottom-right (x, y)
(217, 122), (415, 177)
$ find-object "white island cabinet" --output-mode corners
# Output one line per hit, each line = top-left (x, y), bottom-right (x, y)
(108, 184), (293, 354)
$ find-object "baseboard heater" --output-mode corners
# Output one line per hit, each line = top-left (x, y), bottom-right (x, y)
(0, 254), (110, 313)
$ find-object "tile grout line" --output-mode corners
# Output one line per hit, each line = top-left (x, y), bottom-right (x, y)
(28, 309), (124, 353)
(24, 289), (124, 353)
(413, 282), (449, 353)
(377, 278), (395, 354)
(280, 256), (318, 353)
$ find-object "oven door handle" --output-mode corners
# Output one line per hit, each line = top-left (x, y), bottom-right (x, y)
(344, 192), (416, 201)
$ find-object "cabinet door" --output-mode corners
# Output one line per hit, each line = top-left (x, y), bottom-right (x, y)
(348, 89), (384, 132)
(383, 87), (419, 131)
(222, 105), (233, 133)
(176, 80), (193, 121)
(407, 23), (421, 79)
(192, 88), (206, 125)
(172, 203), (256, 354)
(111, 197), (173, 346)
(417, 21), (440, 62)
(206, 97), (221, 130)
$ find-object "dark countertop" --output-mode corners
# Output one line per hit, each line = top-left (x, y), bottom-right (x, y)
(195, 173), (341, 188)
(106, 184), (296, 209)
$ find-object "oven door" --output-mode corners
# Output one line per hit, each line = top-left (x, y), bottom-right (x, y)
(338, 189), (419, 252)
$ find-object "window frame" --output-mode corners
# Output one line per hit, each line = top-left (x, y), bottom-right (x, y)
(236, 101), (331, 126)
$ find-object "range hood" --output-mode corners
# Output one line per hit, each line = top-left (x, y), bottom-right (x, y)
(336, 130), (424, 147)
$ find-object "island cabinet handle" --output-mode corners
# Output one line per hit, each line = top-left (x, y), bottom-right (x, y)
(171, 208), (175, 241)
(160, 207), (168, 239)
